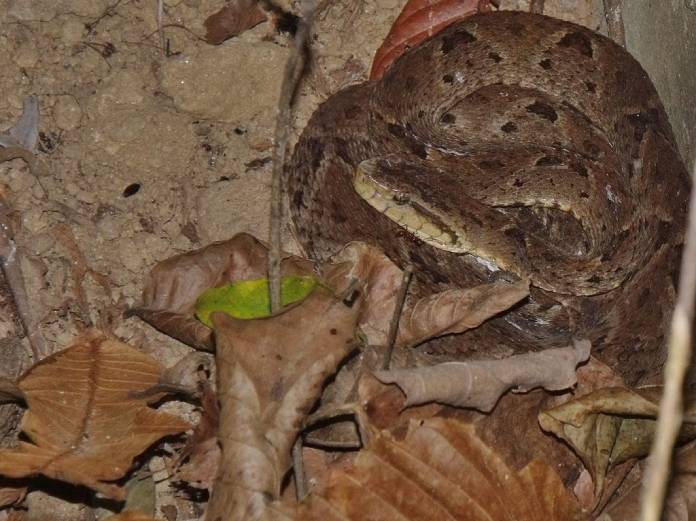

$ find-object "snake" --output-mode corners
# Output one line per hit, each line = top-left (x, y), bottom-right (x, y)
(286, 11), (690, 384)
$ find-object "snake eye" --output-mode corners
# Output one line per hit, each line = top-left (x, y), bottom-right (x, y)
(393, 192), (410, 205)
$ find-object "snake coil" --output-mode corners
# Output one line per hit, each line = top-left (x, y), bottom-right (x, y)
(287, 11), (690, 383)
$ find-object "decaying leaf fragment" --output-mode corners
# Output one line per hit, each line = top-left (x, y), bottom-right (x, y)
(0, 483), (26, 508)
(174, 381), (220, 490)
(539, 385), (696, 500)
(375, 339), (590, 412)
(205, 285), (363, 521)
(204, 0), (267, 45)
(294, 418), (583, 520)
(0, 330), (190, 500)
(598, 441), (696, 521)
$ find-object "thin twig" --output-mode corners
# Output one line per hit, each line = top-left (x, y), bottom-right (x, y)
(156, 0), (165, 56)
(602, 0), (626, 47)
(529, 0), (545, 14)
(0, 185), (48, 361)
(382, 265), (413, 370)
(292, 435), (307, 501)
(268, 1), (315, 314)
(639, 165), (696, 521)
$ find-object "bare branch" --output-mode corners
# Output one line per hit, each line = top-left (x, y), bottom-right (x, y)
(603, 0), (626, 47)
(268, 1), (316, 313)
(640, 164), (696, 521)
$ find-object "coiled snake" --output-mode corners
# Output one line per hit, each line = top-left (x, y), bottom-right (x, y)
(287, 11), (690, 383)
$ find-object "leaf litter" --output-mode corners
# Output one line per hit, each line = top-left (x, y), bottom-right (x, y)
(0, 1), (689, 520)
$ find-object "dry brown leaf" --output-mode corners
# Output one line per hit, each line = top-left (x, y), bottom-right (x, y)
(324, 242), (530, 348)
(292, 417), (583, 520)
(375, 339), (590, 412)
(134, 233), (313, 350)
(204, 0), (267, 45)
(396, 280), (529, 346)
(598, 442), (696, 521)
(324, 242), (403, 347)
(0, 330), (191, 500)
(174, 381), (220, 490)
(539, 385), (696, 502)
(205, 285), (363, 521)
(0, 483), (25, 508)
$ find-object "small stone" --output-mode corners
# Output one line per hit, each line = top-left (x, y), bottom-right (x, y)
(13, 43), (39, 68)
(53, 96), (83, 131)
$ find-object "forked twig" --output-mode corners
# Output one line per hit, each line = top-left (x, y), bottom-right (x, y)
(639, 165), (696, 521)
(268, 1), (316, 313)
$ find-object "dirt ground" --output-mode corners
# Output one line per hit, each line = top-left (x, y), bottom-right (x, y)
(0, 0), (691, 519)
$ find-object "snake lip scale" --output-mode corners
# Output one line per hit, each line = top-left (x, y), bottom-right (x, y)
(287, 11), (691, 384)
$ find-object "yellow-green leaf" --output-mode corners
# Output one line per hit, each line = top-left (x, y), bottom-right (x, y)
(195, 276), (317, 326)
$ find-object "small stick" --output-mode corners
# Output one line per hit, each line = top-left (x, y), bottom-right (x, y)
(0, 185), (48, 361)
(381, 265), (413, 370)
(639, 164), (696, 521)
(268, 1), (316, 313)
(603, 0), (626, 47)
(292, 435), (307, 501)
(529, 0), (545, 13)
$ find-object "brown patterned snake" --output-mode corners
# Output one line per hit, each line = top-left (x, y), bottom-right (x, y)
(287, 11), (691, 383)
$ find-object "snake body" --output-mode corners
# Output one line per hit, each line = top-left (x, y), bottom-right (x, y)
(287, 11), (690, 382)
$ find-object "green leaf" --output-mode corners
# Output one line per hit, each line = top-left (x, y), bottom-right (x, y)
(195, 276), (318, 326)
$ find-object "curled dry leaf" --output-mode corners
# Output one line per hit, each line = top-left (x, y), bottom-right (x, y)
(205, 286), (363, 521)
(370, 0), (499, 80)
(204, 0), (267, 45)
(0, 483), (25, 508)
(134, 233), (313, 351)
(292, 417), (583, 520)
(539, 385), (696, 501)
(0, 330), (191, 500)
(375, 339), (590, 412)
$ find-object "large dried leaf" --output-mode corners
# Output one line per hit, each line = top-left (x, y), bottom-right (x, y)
(396, 280), (529, 346)
(375, 339), (591, 412)
(324, 242), (529, 347)
(539, 385), (696, 501)
(0, 330), (190, 500)
(134, 233), (313, 350)
(293, 418), (583, 520)
(205, 286), (363, 521)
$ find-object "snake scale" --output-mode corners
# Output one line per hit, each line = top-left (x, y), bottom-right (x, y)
(287, 11), (690, 383)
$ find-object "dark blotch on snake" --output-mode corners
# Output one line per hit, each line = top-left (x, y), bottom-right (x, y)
(501, 121), (518, 133)
(558, 31), (594, 58)
(441, 29), (477, 54)
(526, 101), (558, 122)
